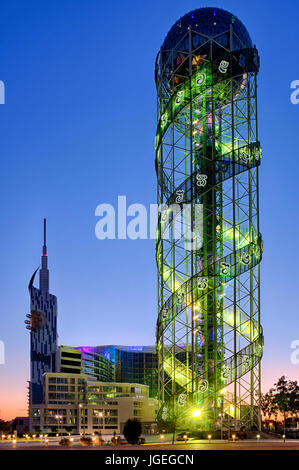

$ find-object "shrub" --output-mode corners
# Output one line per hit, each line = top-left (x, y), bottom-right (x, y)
(123, 419), (142, 445)
(111, 436), (120, 445)
(80, 436), (93, 446)
(59, 437), (71, 446)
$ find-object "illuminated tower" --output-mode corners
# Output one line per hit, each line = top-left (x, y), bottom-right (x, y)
(26, 219), (58, 404)
(155, 8), (263, 431)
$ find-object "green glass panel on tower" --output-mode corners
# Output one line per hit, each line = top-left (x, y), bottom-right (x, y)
(155, 7), (263, 432)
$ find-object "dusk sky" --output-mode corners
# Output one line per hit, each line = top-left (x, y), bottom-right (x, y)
(0, 0), (298, 420)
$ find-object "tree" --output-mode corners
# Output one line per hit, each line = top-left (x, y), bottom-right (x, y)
(261, 376), (299, 433)
(0, 420), (12, 433)
(270, 376), (299, 433)
(261, 388), (277, 420)
(288, 380), (299, 416)
(261, 392), (271, 419)
(123, 418), (142, 445)
(273, 376), (291, 433)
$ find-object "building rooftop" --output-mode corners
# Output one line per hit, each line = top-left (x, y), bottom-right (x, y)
(162, 7), (252, 51)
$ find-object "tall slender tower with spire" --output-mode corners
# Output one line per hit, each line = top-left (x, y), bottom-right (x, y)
(26, 219), (58, 405)
(39, 218), (49, 293)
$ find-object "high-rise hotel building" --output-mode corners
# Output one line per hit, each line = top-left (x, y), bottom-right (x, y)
(26, 219), (58, 404)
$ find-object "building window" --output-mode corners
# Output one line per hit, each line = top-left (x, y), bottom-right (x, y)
(57, 378), (68, 384)
(105, 409), (117, 417)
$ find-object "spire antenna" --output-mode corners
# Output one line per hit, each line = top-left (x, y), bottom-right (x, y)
(44, 218), (46, 245)
(40, 218), (49, 292)
(43, 218), (47, 255)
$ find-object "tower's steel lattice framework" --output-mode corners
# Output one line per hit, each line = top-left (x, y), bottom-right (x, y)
(155, 8), (263, 431)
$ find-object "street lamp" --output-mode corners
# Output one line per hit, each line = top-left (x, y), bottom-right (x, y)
(218, 413), (223, 440)
(191, 409), (201, 418)
(79, 404), (85, 436)
(55, 415), (62, 437)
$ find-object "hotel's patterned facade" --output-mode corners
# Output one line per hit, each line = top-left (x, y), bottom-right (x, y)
(27, 220), (58, 404)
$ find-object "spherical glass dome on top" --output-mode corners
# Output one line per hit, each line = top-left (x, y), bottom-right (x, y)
(162, 7), (252, 51)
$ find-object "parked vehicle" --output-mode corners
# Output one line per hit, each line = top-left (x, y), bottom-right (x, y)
(176, 432), (191, 441)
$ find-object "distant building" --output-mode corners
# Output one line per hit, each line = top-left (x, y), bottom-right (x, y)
(30, 372), (157, 434)
(13, 417), (29, 435)
(26, 219), (58, 404)
(57, 345), (158, 399)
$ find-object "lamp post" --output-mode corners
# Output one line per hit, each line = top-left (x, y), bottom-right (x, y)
(99, 411), (103, 433)
(218, 413), (223, 440)
(55, 415), (59, 436)
(94, 410), (103, 437)
(55, 414), (62, 437)
(78, 404), (85, 436)
(78, 404), (82, 435)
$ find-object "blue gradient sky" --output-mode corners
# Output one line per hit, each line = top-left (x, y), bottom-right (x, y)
(0, 0), (298, 419)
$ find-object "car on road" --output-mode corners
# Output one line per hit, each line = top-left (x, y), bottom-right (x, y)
(176, 432), (191, 441)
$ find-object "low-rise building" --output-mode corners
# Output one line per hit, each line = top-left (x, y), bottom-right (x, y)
(57, 345), (158, 399)
(29, 372), (157, 435)
(13, 417), (30, 435)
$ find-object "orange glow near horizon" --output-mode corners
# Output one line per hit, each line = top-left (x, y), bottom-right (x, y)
(0, 387), (27, 421)
(0, 362), (298, 422)
(0, 365), (28, 421)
